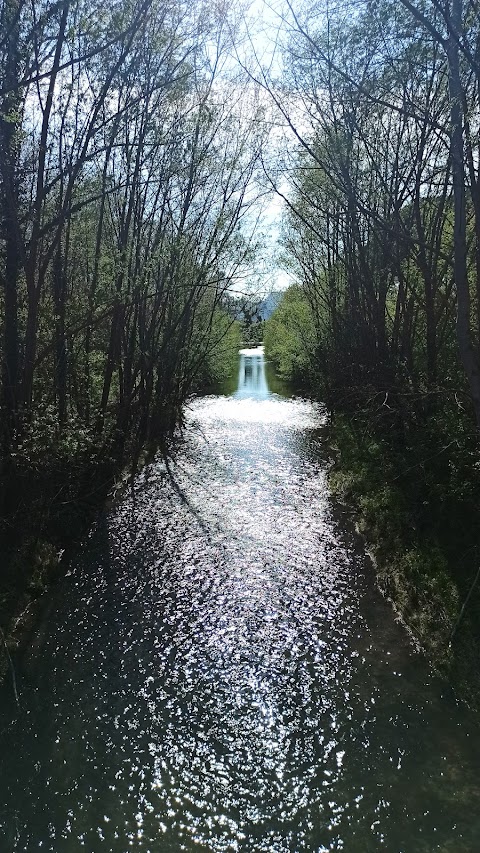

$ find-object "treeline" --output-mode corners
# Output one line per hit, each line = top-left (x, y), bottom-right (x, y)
(0, 0), (259, 501)
(262, 0), (480, 420)
(263, 0), (480, 699)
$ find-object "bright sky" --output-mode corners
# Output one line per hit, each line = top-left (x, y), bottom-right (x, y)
(234, 0), (296, 296)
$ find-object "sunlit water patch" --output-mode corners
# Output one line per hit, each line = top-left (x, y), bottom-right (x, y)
(1, 355), (480, 851)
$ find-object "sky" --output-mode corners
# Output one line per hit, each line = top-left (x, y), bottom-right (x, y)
(235, 0), (296, 296)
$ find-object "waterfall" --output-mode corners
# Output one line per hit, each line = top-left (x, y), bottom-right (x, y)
(235, 346), (270, 399)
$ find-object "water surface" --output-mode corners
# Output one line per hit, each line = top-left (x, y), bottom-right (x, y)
(0, 348), (479, 852)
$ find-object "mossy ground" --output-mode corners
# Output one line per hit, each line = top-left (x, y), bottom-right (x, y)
(328, 411), (480, 709)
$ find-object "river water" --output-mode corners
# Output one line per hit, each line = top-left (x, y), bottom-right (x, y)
(1, 347), (479, 852)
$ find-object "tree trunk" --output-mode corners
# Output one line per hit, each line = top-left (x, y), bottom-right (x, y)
(0, 0), (22, 448)
(448, 0), (480, 428)
(53, 243), (68, 425)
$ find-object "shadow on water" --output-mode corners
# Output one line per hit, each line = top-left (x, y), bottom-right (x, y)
(1, 347), (480, 852)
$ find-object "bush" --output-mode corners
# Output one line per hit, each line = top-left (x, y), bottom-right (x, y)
(193, 309), (241, 388)
(264, 286), (316, 384)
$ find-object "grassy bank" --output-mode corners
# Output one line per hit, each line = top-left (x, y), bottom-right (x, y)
(328, 409), (480, 708)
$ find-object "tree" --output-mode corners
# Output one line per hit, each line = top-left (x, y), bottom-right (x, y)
(0, 0), (266, 484)
(266, 0), (480, 426)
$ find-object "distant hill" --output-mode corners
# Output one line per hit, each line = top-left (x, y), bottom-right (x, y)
(257, 291), (283, 321)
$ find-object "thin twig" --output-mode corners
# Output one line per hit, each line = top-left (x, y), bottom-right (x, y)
(392, 440), (458, 481)
(449, 566), (480, 648)
(0, 627), (20, 708)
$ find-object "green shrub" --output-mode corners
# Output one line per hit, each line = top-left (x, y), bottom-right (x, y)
(264, 286), (316, 384)
(193, 310), (241, 388)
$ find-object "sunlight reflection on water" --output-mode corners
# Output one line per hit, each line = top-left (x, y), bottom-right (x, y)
(0, 355), (480, 852)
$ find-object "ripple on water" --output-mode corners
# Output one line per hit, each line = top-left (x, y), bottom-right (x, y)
(0, 394), (480, 852)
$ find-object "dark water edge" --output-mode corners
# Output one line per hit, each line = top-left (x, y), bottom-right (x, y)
(0, 354), (480, 852)
(0, 456), (118, 680)
(0, 434), (169, 685)
(0, 361), (239, 682)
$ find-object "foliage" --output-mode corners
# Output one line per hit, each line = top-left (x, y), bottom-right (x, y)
(242, 319), (264, 345)
(264, 286), (316, 384)
(0, 0), (265, 460)
(255, 0), (480, 702)
(0, 0), (265, 640)
(192, 311), (242, 388)
(268, 0), (480, 425)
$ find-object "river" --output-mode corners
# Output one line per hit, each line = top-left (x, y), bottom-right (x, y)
(0, 347), (479, 852)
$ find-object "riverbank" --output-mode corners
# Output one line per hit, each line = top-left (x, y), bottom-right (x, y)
(0, 443), (116, 683)
(4, 387), (480, 717)
(3, 378), (480, 851)
(327, 411), (480, 710)
(0, 344), (242, 687)
(0, 423), (167, 687)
